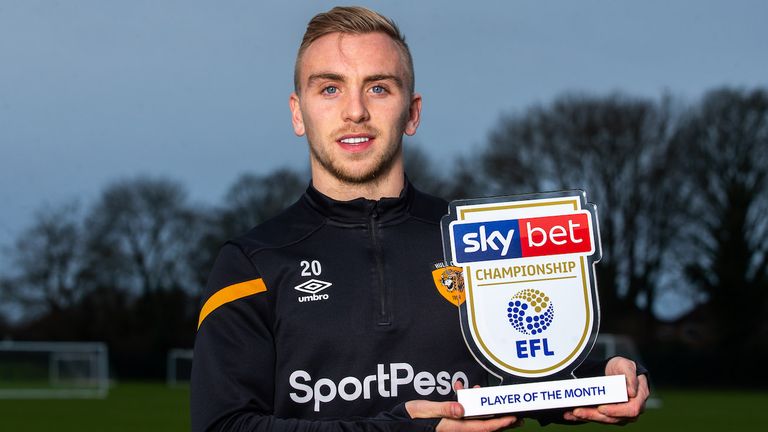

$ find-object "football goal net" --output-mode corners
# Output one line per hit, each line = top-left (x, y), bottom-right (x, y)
(0, 341), (109, 398)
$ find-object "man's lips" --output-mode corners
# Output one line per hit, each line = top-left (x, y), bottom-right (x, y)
(337, 134), (375, 153)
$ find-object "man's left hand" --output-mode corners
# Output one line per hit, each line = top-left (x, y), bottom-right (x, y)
(563, 356), (649, 424)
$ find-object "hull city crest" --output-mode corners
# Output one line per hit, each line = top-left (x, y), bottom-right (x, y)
(441, 191), (627, 416)
(431, 262), (466, 307)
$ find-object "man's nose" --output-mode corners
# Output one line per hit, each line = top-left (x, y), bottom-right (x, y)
(342, 91), (370, 123)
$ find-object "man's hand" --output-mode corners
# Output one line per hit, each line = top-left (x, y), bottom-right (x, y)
(563, 356), (649, 424)
(406, 381), (522, 431)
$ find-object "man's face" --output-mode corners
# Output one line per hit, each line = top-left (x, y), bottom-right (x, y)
(290, 32), (421, 185)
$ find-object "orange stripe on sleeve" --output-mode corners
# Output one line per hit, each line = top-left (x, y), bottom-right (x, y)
(197, 278), (267, 330)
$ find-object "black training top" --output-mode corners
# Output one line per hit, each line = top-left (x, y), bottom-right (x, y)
(191, 182), (483, 431)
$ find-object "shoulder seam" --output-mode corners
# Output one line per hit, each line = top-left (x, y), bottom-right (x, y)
(409, 214), (442, 226)
(240, 219), (327, 262)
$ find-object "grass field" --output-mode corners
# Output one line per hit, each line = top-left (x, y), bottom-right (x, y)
(0, 383), (765, 431)
(0, 382), (190, 432)
(526, 388), (767, 431)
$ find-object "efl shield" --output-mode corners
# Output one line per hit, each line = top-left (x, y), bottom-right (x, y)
(441, 191), (627, 416)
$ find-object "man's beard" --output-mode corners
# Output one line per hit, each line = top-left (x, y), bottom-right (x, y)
(309, 137), (402, 185)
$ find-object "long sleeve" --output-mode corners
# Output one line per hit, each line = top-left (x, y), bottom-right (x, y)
(191, 243), (438, 432)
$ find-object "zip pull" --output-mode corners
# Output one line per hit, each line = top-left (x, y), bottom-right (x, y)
(369, 201), (380, 219)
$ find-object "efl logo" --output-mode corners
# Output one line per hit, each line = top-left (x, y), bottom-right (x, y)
(450, 212), (594, 264)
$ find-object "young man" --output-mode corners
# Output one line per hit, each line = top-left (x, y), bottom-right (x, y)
(191, 7), (649, 431)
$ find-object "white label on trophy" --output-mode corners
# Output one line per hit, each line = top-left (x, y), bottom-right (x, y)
(457, 375), (628, 417)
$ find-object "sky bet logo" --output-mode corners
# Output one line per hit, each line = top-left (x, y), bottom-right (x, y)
(451, 212), (594, 264)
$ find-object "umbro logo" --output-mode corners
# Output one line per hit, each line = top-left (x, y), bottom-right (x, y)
(295, 279), (332, 294)
(295, 279), (332, 302)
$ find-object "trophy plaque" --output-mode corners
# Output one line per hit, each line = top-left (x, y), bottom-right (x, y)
(441, 190), (627, 416)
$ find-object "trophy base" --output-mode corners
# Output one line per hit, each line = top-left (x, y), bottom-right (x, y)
(457, 375), (628, 417)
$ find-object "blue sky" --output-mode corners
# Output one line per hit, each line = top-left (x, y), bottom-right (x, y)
(1, 0), (766, 272)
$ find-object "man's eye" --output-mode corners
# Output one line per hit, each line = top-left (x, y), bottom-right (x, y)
(371, 85), (386, 94)
(322, 86), (338, 95)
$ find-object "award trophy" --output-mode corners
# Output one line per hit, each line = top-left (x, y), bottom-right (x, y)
(441, 190), (627, 416)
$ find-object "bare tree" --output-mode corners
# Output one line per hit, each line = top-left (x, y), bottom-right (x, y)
(220, 168), (306, 236)
(403, 142), (490, 201)
(479, 93), (683, 330)
(82, 177), (200, 296)
(1, 202), (84, 318)
(675, 88), (768, 345)
(403, 143), (446, 196)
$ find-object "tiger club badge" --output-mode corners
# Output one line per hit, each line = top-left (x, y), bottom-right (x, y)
(431, 263), (465, 307)
(441, 191), (627, 416)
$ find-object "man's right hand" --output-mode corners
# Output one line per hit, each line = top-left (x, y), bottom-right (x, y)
(405, 381), (522, 431)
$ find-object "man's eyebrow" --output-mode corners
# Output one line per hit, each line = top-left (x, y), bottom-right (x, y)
(364, 74), (403, 88)
(307, 73), (345, 86)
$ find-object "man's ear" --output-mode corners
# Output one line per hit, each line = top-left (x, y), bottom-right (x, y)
(289, 92), (305, 136)
(404, 92), (422, 136)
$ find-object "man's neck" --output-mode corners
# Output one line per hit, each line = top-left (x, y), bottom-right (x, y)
(311, 166), (406, 201)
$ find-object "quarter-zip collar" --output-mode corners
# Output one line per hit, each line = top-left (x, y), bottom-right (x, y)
(304, 181), (414, 225)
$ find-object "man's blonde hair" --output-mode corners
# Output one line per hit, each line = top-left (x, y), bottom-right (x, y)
(294, 6), (414, 94)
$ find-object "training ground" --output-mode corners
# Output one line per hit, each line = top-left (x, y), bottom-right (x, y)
(0, 382), (764, 431)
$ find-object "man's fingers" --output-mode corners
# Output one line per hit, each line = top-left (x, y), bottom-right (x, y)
(566, 373), (648, 425)
(406, 400), (464, 419)
(563, 411), (580, 422)
(595, 400), (643, 419)
(451, 379), (480, 392)
(415, 380), (522, 430)
(597, 374), (648, 418)
(606, 357), (638, 398)
(437, 415), (520, 432)
(408, 398), (522, 431)
(568, 407), (628, 425)
(624, 371), (639, 398)
(606, 356), (636, 375)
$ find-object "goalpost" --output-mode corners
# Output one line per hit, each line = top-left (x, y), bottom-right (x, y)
(590, 333), (642, 360)
(166, 348), (193, 386)
(0, 341), (109, 399)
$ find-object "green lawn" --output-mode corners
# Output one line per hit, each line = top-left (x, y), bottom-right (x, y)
(525, 389), (767, 430)
(0, 383), (764, 431)
(0, 382), (190, 432)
